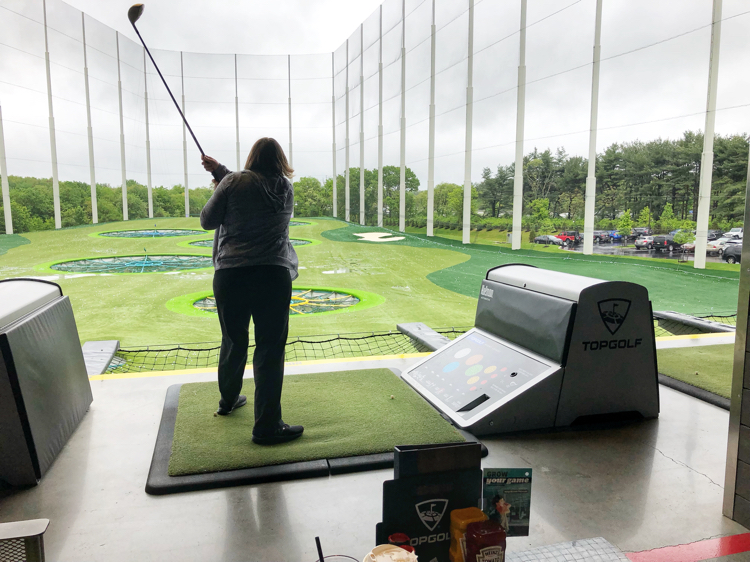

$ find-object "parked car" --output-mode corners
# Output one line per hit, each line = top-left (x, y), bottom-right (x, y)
(629, 227), (653, 242)
(724, 227), (743, 238)
(593, 230), (611, 243)
(681, 241), (696, 253)
(707, 237), (733, 256)
(608, 230), (623, 242)
(707, 229), (722, 241)
(723, 244), (742, 264)
(556, 231), (581, 245)
(534, 235), (562, 245)
(651, 235), (681, 252)
(634, 236), (654, 249)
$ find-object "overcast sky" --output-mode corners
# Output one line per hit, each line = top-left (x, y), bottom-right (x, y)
(64, 0), (384, 55)
(0, 0), (748, 191)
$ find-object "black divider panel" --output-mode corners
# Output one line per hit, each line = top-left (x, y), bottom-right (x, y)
(474, 280), (574, 363)
(4, 297), (92, 479)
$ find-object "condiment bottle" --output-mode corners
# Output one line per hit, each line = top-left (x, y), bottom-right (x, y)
(464, 519), (507, 562)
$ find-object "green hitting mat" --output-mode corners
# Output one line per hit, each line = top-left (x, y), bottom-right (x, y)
(146, 369), (470, 495)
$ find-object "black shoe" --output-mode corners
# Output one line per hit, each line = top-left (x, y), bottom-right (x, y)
(252, 424), (304, 445)
(214, 395), (247, 416)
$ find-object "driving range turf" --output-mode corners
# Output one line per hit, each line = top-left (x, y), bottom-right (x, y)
(0, 216), (740, 347)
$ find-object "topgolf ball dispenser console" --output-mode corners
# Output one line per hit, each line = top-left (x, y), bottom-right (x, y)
(402, 264), (659, 435)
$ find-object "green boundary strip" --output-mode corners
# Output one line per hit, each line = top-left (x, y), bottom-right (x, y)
(0, 234), (30, 256)
(176, 236), (321, 250)
(165, 285), (385, 319)
(36, 253), (214, 275)
(89, 228), (209, 239)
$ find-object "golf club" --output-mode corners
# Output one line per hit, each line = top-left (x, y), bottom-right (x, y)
(127, 4), (205, 155)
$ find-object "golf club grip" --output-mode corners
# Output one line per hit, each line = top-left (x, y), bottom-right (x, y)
(132, 25), (205, 156)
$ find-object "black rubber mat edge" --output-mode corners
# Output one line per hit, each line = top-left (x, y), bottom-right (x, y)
(658, 373), (729, 411)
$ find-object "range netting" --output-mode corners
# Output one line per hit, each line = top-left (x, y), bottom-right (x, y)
(653, 312), (737, 337)
(106, 327), (471, 374)
(194, 289), (360, 316)
(100, 230), (207, 238)
(50, 255), (213, 273)
(104, 311), (739, 374)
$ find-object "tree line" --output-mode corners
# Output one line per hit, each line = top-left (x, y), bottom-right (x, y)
(0, 130), (746, 234)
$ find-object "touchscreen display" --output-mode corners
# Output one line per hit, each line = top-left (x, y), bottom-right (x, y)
(405, 331), (551, 416)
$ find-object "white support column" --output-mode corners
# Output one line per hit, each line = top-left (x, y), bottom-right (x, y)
(399, 0), (407, 233)
(288, 55), (293, 168)
(82, 14), (97, 224)
(116, 32), (128, 221)
(462, 0), (475, 245)
(694, 0), (723, 270)
(359, 24), (365, 225)
(331, 52), (337, 218)
(427, 0), (436, 237)
(345, 40), (350, 223)
(377, 5), (384, 228)
(511, 0), (527, 250)
(144, 49), (153, 218)
(181, 52), (189, 218)
(235, 54), (241, 171)
(583, 0), (603, 255)
(43, 0), (61, 229)
(0, 105), (12, 234)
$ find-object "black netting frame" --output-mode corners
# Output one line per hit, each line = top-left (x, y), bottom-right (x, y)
(106, 327), (470, 374)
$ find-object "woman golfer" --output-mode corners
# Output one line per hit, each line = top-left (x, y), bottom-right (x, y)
(200, 137), (303, 445)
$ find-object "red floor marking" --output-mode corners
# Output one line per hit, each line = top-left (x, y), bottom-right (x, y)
(626, 533), (750, 562)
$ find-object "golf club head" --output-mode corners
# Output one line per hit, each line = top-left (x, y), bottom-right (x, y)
(128, 4), (144, 25)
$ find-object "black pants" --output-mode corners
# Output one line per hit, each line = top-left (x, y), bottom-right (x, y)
(213, 265), (291, 435)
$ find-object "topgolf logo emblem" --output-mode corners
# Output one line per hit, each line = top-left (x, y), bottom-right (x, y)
(480, 285), (494, 299)
(415, 499), (448, 531)
(597, 299), (631, 335)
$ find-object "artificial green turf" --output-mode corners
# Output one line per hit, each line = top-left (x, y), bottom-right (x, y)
(324, 224), (740, 315)
(657, 344), (733, 398)
(0, 217), (740, 346)
(168, 369), (466, 476)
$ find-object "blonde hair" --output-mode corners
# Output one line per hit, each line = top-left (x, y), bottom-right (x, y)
(243, 137), (294, 178)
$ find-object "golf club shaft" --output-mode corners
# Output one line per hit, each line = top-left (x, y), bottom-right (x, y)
(131, 24), (205, 156)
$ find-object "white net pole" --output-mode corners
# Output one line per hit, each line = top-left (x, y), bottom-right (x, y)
(82, 14), (98, 224)
(144, 48), (153, 219)
(583, 0), (603, 255)
(345, 40), (350, 222)
(235, 55), (241, 171)
(181, 52), (189, 218)
(332, 52), (337, 218)
(359, 24), (365, 225)
(43, 0), (62, 229)
(288, 55), (293, 169)
(427, 0), (436, 237)
(398, 0), (406, 233)
(511, 0), (527, 250)
(377, 5), (384, 228)
(0, 104), (12, 234)
(694, 0), (723, 270)
(462, 0), (475, 245)
(116, 32), (128, 221)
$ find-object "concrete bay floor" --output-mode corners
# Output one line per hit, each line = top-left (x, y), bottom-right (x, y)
(0, 356), (747, 561)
